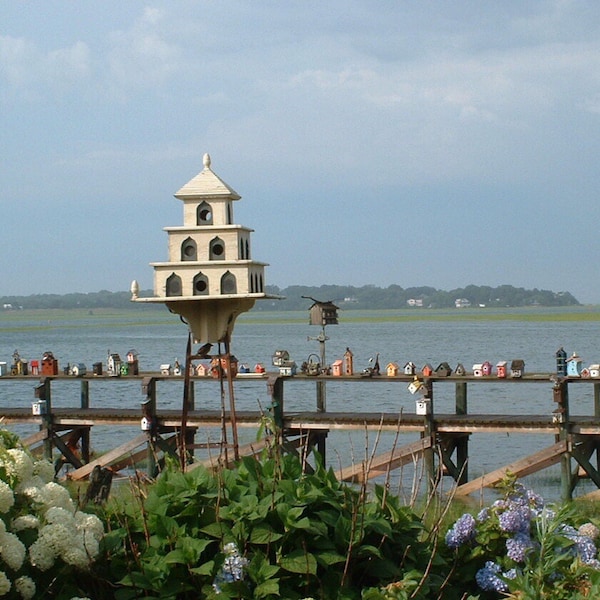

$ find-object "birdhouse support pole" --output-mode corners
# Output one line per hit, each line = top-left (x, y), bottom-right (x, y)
(553, 380), (572, 502)
(422, 379), (436, 495)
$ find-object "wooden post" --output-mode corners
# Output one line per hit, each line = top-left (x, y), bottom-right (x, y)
(80, 379), (90, 463)
(35, 377), (53, 462)
(455, 382), (469, 484)
(267, 375), (284, 431)
(141, 377), (157, 477)
(553, 379), (572, 502)
(423, 379), (436, 495)
(316, 380), (327, 461)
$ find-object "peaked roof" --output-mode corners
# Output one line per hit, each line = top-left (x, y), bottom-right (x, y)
(175, 153), (241, 200)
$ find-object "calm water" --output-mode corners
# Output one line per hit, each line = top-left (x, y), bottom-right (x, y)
(1, 306), (600, 502)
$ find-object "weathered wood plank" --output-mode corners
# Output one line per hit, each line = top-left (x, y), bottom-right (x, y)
(453, 440), (568, 496)
(336, 437), (432, 483)
(68, 433), (149, 481)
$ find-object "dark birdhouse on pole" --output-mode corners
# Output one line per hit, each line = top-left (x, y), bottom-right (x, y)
(307, 299), (339, 326)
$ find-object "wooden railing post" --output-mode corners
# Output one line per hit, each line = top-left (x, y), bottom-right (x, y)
(455, 381), (469, 484)
(141, 377), (158, 478)
(34, 377), (53, 462)
(80, 379), (90, 463)
(553, 379), (572, 502)
(423, 379), (436, 495)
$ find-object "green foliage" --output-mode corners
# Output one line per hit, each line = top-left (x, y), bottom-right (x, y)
(98, 451), (450, 599)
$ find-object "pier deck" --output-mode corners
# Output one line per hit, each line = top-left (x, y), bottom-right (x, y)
(2, 371), (600, 500)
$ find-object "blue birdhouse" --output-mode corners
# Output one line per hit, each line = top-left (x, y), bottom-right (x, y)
(566, 353), (583, 377)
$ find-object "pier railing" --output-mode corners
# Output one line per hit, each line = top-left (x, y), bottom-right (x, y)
(1, 372), (600, 501)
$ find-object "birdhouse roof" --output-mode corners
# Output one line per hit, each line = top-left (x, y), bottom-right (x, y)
(175, 154), (241, 200)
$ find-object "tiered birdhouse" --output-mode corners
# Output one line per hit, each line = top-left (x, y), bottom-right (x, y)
(343, 348), (354, 375)
(132, 153), (279, 343)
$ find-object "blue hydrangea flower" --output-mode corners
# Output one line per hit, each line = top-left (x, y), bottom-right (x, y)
(446, 513), (476, 549)
(475, 561), (509, 593)
(499, 505), (530, 534)
(506, 531), (534, 562)
(213, 542), (248, 593)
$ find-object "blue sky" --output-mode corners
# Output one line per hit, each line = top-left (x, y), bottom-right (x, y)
(2, 1), (600, 302)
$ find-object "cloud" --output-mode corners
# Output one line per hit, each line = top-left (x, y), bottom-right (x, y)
(0, 35), (90, 94)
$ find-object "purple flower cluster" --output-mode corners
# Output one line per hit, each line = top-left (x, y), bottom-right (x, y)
(506, 531), (534, 562)
(445, 513), (476, 549)
(475, 561), (509, 593)
(561, 525), (599, 566)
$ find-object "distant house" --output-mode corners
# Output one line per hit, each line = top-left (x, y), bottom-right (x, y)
(407, 298), (424, 307)
(455, 298), (471, 308)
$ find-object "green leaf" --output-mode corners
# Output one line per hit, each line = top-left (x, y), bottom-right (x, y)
(250, 523), (284, 544)
(280, 549), (318, 575)
(254, 579), (280, 598)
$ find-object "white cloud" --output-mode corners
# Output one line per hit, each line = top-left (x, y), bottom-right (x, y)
(0, 35), (90, 93)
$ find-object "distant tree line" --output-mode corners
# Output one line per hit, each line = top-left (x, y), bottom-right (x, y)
(259, 284), (580, 310)
(0, 284), (580, 311)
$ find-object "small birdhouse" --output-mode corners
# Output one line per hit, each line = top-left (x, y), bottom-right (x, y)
(454, 363), (466, 376)
(343, 348), (354, 375)
(567, 353), (582, 377)
(386, 362), (399, 377)
(332, 359), (344, 377)
(272, 350), (290, 367)
(71, 363), (87, 377)
(556, 347), (567, 377)
(403, 361), (416, 376)
(415, 398), (431, 415)
(195, 363), (209, 376)
(482, 361), (493, 376)
(107, 353), (122, 377)
(307, 300), (339, 326)
(279, 361), (297, 377)
(589, 364), (600, 378)
(254, 363), (265, 373)
(407, 378), (424, 394)
(496, 361), (507, 378)
(160, 364), (171, 375)
(238, 363), (250, 373)
(435, 362), (452, 377)
(510, 359), (525, 378)
(126, 349), (139, 375)
(41, 351), (58, 376)
(421, 364), (433, 377)
(473, 364), (483, 377)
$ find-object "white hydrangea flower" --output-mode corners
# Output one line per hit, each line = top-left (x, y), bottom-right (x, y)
(32, 459), (54, 483)
(37, 523), (73, 556)
(15, 476), (46, 504)
(74, 512), (104, 541)
(6, 450), (34, 482)
(0, 519), (5, 535)
(11, 515), (39, 532)
(0, 531), (26, 571)
(39, 482), (74, 511)
(45, 506), (74, 527)
(62, 546), (90, 569)
(0, 571), (10, 595)
(28, 538), (55, 572)
(0, 481), (15, 514)
(14, 575), (35, 600)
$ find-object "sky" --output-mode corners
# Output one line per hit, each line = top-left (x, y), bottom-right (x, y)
(2, 1), (600, 303)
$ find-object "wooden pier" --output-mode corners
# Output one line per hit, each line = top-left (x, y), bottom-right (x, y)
(2, 371), (600, 501)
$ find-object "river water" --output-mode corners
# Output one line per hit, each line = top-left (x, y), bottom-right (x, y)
(1, 305), (600, 502)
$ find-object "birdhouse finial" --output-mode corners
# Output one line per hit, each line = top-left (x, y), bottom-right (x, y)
(203, 153), (211, 169)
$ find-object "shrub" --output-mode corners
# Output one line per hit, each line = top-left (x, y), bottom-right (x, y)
(100, 451), (450, 599)
(0, 428), (104, 599)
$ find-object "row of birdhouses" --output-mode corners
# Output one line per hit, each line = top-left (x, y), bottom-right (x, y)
(161, 356), (267, 378)
(382, 359), (526, 378)
(556, 350), (600, 378)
